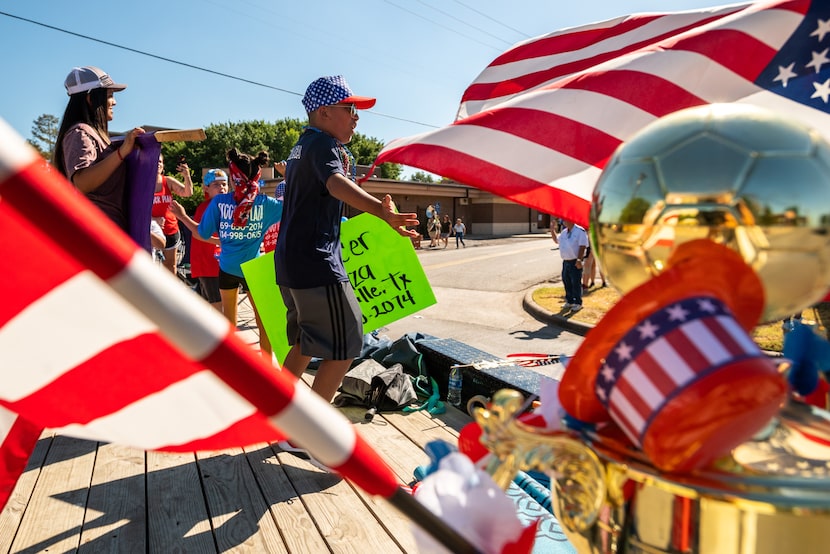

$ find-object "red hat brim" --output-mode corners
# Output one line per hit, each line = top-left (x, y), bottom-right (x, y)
(559, 239), (765, 423)
(343, 95), (376, 109)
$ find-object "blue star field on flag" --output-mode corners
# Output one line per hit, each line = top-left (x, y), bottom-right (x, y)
(757, 1), (830, 113)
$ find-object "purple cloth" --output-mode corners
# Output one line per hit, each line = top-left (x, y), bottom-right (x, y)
(124, 135), (162, 252)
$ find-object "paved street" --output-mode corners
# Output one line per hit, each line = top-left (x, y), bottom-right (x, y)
(380, 234), (587, 379)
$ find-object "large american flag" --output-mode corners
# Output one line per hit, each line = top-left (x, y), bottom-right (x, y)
(595, 295), (764, 445)
(370, 0), (830, 227)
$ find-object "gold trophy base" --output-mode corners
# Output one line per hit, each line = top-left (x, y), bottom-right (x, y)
(471, 390), (830, 554)
(553, 403), (830, 554)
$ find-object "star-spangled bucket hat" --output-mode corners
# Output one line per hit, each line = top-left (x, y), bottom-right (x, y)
(558, 240), (786, 472)
(302, 75), (376, 113)
(64, 66), (127, 96)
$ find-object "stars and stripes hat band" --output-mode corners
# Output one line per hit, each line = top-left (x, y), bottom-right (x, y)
(596, 295), (765, 447)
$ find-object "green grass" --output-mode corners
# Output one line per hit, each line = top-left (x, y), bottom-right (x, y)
(532, 285), (793, 352)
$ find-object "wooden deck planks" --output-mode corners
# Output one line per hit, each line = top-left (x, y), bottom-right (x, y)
(196, 447), (288, 553)
(242, 444), (330, 554)
(276, 452), (404, 554)
(0, 433), (50, 553)
(146, 450), (216, 553)
(0, 402), (470, 553)
(10, 435), (96, 553)
(339, 406), (432, 484)
(79, 443), (147, 553)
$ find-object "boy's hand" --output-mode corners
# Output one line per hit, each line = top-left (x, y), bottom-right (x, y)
(381, 194), (419, 238)
(169, 201), (186, 219)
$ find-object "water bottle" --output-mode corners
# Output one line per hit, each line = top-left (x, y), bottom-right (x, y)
(447, 366), (463, 407)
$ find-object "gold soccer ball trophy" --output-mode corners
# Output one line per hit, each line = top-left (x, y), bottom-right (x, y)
(591, 103), (830, 323)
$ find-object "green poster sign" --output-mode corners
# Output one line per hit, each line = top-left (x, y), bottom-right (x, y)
(240, 251), (291, 365)
(341, 213), (436, 329)
(242, 213), (435, 363)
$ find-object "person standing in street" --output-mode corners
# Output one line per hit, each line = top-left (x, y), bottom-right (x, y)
(427, 211), (441, 247)
(557, 219), (589, 312)
(440, 214), (451, 248)
(453, 217), (466, 248)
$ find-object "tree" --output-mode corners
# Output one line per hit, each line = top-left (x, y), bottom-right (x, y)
(28, 114), (59, 159)
(160, 118), (402, 183)
(377, 161), (402, 180)
(160, 118), (304, 189)
(346, 133), (402, 180)
(409, 171), (435, 183)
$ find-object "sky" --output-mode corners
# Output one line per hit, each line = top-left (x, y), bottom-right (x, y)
(0, 0), (730, 177)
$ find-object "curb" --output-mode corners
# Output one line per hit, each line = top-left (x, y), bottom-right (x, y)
(523, 286), (594, 337)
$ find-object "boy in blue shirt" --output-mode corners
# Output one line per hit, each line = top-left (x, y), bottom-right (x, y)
(275, 76), (418, 405)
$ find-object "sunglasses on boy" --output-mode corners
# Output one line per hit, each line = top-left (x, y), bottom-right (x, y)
(326, 103), (357, 117)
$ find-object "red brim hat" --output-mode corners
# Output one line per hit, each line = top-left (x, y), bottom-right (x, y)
(342, 95), (376, 110)
(559, 239), (786, 471)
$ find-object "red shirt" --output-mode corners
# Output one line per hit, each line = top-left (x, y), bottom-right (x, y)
(261, 222), (280, 253)
(152, 176), (179, 235)
(189, 200), (220, 277)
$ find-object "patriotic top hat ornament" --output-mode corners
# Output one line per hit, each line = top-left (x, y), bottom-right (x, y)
(559, 240), (787, 472)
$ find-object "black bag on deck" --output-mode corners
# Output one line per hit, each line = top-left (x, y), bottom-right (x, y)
(370, 333), (428, 377)
(333, 359), (418, 420)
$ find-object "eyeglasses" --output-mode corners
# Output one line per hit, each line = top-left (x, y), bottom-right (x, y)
(326, 103), (357, 117)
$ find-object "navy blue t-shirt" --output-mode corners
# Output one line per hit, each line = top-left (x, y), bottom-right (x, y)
(275, 128), (352, 288)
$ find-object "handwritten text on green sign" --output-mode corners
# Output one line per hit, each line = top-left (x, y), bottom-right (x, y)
(341, 214), (435, 329)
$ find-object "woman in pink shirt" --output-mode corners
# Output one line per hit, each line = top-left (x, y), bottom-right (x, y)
(53, 66), (145, 230)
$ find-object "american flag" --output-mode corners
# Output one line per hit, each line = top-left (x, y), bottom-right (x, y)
(369, 0), (830, 227)
(595, 295), (764, 445)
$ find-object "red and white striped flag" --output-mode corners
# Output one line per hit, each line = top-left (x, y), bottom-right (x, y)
(0, 118), (403, 509)
(0, 407), (42, 509)
(370, 0), (830, 227)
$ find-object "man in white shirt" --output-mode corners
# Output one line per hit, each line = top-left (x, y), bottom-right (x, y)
(557, 220), (589, 311)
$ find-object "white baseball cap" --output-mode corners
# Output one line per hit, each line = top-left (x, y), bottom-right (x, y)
(64, 66), (127, 96)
